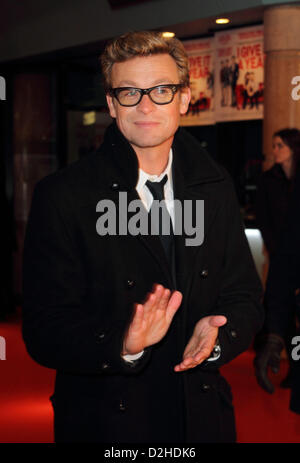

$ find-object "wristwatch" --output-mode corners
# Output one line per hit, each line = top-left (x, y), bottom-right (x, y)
(206, 339), (221, 362)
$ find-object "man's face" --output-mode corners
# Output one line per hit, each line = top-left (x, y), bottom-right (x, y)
(106, 54), (190, 153)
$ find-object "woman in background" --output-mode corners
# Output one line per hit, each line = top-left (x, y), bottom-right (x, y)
(256, 128), (300, 256)
(255, 128), (300, 387)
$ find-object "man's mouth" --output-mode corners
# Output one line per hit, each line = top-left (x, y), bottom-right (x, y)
(134, 121), (160, 127)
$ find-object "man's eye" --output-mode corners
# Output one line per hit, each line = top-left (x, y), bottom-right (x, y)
(125, 89), (138, 97)
(156, 86), (169, 94)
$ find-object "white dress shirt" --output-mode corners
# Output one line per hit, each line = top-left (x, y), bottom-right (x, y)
(136, 148), (174, 227)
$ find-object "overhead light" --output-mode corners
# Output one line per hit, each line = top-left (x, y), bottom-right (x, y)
(162, 32), (175, 38)
(83, 111), (96, 126)
(216, 18), (230, 24)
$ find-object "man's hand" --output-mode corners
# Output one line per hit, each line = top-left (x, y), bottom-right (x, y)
(122, 284), (182, 355)
(174, 315), (227, 372)
(253, 333), (284, 393)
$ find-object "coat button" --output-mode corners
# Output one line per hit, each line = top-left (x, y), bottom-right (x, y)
(101, 362), (110, 370)
(200, 383), (211, 392)
(119, 400), (126, 412)
(96, 332), (105, 343)
(111, 182), (119, 190)
(230, 329), (237, 339)
(126, 279), (135, 289)
(200, 269), (208, 278)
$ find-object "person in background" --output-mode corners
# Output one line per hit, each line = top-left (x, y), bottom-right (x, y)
(224, 59), (231, 106)
(229, 56), (239, 107)
(220, 60), (226, 106)
(254, 167), (300, 412)
(254, 128), (300, 387)
(243, 72), (259, 110)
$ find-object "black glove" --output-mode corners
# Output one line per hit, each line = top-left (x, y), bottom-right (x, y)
(253, 333), (285, 393)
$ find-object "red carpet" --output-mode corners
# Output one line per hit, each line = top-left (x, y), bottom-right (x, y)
(221, 351), (300, 443)
(0, 312), (300, 443)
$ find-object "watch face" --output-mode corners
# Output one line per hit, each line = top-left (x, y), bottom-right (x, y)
(206, 341), (221, 362)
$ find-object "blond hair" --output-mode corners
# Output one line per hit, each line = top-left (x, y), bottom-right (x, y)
(100, 30), (190, 92)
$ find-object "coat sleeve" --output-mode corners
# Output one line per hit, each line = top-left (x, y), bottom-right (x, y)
(202, 176), (264, 369)
(22, 177), (151, 375)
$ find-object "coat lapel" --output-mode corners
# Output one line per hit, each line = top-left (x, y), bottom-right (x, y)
(172, 129), (225, 294)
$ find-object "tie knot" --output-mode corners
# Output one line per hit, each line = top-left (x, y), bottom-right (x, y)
(146, 174), (168, 201)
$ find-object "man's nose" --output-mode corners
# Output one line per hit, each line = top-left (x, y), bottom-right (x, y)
(136, 94), (155, 113)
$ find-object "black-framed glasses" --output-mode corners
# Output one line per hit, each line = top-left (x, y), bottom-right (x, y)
(108, 84), (184, 107)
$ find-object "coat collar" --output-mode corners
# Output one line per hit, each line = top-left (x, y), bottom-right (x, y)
(101, 121), (225, 191)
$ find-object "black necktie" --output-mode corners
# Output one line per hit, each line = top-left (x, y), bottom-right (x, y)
(146, 174), (174, 264)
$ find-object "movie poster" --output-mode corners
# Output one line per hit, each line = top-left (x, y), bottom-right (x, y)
(180, 37), (215, 126)
(214, 25), (264, 121)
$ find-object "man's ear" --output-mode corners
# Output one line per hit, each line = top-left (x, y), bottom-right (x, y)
(106, 94), (117, 118)
(179, 87), (191, 116)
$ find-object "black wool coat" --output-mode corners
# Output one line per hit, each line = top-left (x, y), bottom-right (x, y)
(22, 123), (263, 443)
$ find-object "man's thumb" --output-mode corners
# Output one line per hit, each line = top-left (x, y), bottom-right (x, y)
(209, 315), (227, 327)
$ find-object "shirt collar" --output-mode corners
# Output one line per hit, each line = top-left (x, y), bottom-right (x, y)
(136, 149), (173, 191)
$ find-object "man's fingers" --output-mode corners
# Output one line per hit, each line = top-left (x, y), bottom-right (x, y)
(185, 344), (211, 364)
(174, 358), (195, 372)
(174, 354), (203, 372)
(193, 347), (212, 363)
(167, 290), (183, 310)
(175, 341), (211, 371)
(130, 304), (144, 329)
(182, 334), (200, 359)
(166, 291), (182, 321)
(157, 287), (171, 311)
(143, 284), (168, 311)
(208, 315), (227, 327)
(142, 289), (159, 313)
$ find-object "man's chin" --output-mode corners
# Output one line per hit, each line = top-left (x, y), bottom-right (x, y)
(129, 136), (170, 150)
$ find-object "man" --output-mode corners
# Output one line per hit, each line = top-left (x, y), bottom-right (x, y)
(22, 31), (263, 443)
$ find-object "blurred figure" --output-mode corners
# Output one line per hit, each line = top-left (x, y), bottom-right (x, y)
(224, 59), (231, 106)
(243, 72), (259, 110)
(256, 128), (300, 256)
(220, 61), (226, 106)
(254, 128), (300, 389)
(229, 56), (239, 107)
(254, 169), (300, 412)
